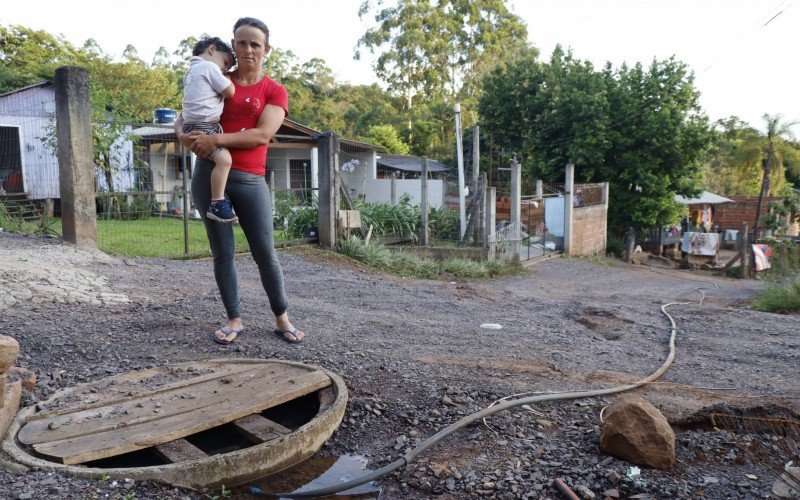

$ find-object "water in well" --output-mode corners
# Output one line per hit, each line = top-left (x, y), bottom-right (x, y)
(230, 453), (382, 499)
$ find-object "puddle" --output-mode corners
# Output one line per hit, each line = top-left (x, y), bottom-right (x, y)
(229, 454), (382, 499)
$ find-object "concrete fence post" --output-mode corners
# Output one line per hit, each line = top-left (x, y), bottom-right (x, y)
(486, 186), (496, 261)
(317, 132), (339, 249)
(390, 172), (397, 205)
(472, 126), (480, 244)
(535, 179), (543, 198)
(55, 66), (97, 249)
(564, 163), (574, 256)
(510, 157), (521, 261)
(420, 157), (430, 246)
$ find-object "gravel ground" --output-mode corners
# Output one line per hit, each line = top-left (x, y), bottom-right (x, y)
(0, 232), (798, 499)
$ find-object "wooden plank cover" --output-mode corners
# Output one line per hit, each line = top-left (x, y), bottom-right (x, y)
(27, 362), (259, 422)
(21, 363), (302, 445)
(233, 414), (292, 443)
(154, 438), (208, 463)
(20, 364), (331, 465)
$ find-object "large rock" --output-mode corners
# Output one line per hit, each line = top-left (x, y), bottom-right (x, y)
(0, 335), (19, 373)
(600, 394), (676, 468)
(0, 335), (20, 408)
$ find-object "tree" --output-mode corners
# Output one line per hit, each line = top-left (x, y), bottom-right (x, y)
(0, 24), (78, 88)
(151, 46), (172, 68)
(753, 114), (798, 236)
(356, 0), (527, 111)
(339, 83), (405, 138)
(364, 124), (411, 153)
(262, 47), (300, 80)
(703, 118), (764, 196)
(479, 48), (713, 231)
(122, 44), (144, 66)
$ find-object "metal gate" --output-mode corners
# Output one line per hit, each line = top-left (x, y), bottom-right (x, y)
(518, 187), (564, 261)
(493, 182), (564, 261)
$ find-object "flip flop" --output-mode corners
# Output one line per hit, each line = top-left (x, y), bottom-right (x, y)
(213, 325), (243, 345)
(274, 326), (304, 344)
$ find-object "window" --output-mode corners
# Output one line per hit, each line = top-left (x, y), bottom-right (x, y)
(0, 125), (23, 193)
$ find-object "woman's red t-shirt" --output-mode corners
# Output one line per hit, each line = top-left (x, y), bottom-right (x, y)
(219, 75), (288, 176)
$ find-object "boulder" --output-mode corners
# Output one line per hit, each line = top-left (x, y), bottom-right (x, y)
(0, 335), (20, 373)
(599, 394), (675, 468)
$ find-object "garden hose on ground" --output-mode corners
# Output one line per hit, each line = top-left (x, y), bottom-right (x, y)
(274, 296), (699, 498)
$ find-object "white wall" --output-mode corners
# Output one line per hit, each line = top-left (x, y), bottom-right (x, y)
(364, 179), (444, 208)
(0, 86), (60, 199)
(340, 151), (376, 198)
(1, 86), (137, 200)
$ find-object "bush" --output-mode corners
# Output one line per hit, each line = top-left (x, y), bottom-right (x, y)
(606, 231), (625, 258)
(286, 206), (318, 238)
(429, 205), (460, 241)
(759, 238), (800, 281)
(337, 236), (517, 280)
(354, 195), (419, 241)
(752, 278), (800, 313)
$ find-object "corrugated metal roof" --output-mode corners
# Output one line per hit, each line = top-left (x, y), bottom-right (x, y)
(131, 125), (176, 137)
(674, 191), (734, 205)
(0, 81), (51, 99)
(377, 154), (449, 173)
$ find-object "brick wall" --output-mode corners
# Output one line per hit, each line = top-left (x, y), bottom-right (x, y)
(711, 196), (780, 230)
(571, 204), (607, 256)
(495, 196), (540, 223)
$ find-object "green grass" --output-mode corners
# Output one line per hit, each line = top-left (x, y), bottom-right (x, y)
(337, 236), (520, 280)
(752, 278), (800, 314)
(97, 217), (255, 258)
(0, 211), (296, 259)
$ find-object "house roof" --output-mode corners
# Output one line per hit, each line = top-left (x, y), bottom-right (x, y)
(131, 125), (176, 138)
(131, 117), (386, 153)
(0, 81), (52, 99)
(377, 154), (449, 173)
(674, 191), (734, 205)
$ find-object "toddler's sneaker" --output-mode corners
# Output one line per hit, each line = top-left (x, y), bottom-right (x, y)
(207, 199), (238, 223)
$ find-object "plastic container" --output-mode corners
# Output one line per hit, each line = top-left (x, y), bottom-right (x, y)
(154, 108), (178, 124)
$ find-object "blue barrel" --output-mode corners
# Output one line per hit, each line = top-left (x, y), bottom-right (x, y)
(154, 108), (178, 124)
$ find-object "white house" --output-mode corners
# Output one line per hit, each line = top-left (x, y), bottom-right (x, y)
(1, 81), (446, 209)
(0, 81), (134, 200)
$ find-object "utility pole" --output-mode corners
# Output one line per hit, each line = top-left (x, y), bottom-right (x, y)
(455, 103), (466, 239)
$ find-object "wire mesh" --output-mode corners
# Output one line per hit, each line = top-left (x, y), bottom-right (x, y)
(710, 413), (800, 494)
(90, 120), (242, 258)
(574, 183), (605, 208)
(0, 83), (60, 235)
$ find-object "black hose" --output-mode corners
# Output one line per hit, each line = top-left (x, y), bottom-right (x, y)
(273, 300), (690, 498)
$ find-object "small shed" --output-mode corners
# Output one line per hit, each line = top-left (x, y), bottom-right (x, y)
(674, 190), (734, 232)
(0, 82), (58, 198)
(375, 154), (449, 179)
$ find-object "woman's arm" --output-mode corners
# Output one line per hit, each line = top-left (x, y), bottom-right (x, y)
(190, 105), (285, 158)
(173, 113), (204, 150)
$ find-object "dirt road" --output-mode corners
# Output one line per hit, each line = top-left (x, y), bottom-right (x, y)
(1, 232), (797, 499)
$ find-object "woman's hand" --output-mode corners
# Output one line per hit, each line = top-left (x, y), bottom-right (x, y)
(189, 132), (218, 158)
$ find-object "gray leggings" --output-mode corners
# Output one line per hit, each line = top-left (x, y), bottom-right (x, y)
(192, 158), (288, 319)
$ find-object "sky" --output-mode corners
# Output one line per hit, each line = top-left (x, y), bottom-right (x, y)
(2, 0), (797, 133)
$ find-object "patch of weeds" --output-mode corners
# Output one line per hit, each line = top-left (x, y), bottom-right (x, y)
(724, 266), (741, 279)
(606, 231), (625, 258)
(579, 254), (616, 267)
(751, 278), (800, 314)
(203, 485), (231, 500)
(98, 473), (111, 486)
(0, 202), (25, 233)
(441, 258), (489, 279)
(122, 492), (136, 500)
(337, 236), (518, 280)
